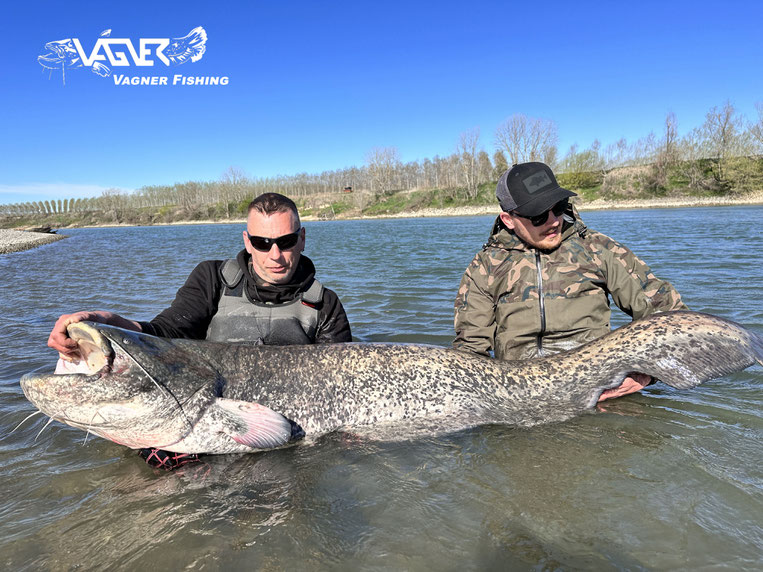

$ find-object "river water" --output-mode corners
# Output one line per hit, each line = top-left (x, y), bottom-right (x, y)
(1, 207), (761, 570)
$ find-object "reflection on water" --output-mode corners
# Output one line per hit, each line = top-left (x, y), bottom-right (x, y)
(0, 207), (761, 569)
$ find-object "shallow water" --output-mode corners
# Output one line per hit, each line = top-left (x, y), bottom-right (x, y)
(1, 206), (761, 570)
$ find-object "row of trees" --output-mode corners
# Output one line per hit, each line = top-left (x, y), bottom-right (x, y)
(555, 102), (763, 193)
(1, 197), (98, 216)
(2, 100), (762, 218)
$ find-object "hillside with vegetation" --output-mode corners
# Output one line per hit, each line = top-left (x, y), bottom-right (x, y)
(2, 101), (763, 228)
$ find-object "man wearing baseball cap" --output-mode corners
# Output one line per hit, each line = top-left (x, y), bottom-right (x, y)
(453, 162), (687, 401)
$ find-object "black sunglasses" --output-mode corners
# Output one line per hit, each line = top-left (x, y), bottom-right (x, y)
(513, 199), (569, 227)
(247, 229), (302, 252)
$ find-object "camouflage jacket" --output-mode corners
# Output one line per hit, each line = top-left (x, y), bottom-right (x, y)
(453, 212), (687, 360)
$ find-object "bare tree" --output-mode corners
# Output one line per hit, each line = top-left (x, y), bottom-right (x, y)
(748, 101), (763, 151)
(651, 111), (679, 187)
(456, 128), (480, 198)
(602, 138), (630, 169)
(701, 101), (746, 184)
(677, 127), (709, 190)
(173, 182), (203, 212)
(220, 166), (248, 218)
(564, 140), (606, 171)
(494, 114), (558, 166)
(631, 132), (659, 165)
(663, 111), (679, 165)
(99, 188), (130, 221)
(365, 146), (401, 193)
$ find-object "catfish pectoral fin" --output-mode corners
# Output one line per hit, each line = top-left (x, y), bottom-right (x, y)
(214, 398), (295, 449)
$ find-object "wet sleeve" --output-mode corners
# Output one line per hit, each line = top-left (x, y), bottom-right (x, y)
(315, 289), (352, 343)
(452, 254), (496, 357)
(140, 261), (222, 339)
(599, 237), (688, 320)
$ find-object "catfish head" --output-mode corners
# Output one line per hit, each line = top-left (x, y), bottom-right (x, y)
(37, 39), (82, 70)
(165, 26), (207, 65)
(20, 322), (222, 450)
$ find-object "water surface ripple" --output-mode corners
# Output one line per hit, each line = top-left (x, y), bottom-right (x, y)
(0, 206), (761, 570)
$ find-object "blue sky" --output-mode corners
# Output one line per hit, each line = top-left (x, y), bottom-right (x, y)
(2, 0), (761, 204)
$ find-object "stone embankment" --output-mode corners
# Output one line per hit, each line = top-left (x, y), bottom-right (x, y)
(580, 190), (763, 211)
(0, 229), (66, 254)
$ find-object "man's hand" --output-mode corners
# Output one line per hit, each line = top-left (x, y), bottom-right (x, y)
(597, 373), (652, 402)
(47, 311), (141, 360)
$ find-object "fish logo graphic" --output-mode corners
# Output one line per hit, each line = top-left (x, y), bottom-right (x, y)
(38, 27), (208, 85)
(163, 27), (207, 65)
(37, 29), (112, 84)
(524, 172), (552, 193)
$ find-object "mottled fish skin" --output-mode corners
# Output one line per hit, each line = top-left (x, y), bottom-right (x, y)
(20, 311), (763, 454)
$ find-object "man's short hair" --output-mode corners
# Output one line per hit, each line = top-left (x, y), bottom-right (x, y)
(247, 193), (300, 225)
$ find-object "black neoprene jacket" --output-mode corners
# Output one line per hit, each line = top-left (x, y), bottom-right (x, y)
(139, 250), (352, 343)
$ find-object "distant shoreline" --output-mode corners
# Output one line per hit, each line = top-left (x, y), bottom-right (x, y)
(77, 191), (763, 226)
(333, 190), (763, 220)
(3, 192), (762, 253)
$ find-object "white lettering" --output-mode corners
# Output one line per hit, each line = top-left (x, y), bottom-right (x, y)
(110, 74), (228, 86)
(72, 38), (107, 67)
(140, 39), (170, 66)
(72, 38), (173, 68)
(111, 75), (170, 86)
(101, 41), (131, 66)
(169, 75), (230, 86)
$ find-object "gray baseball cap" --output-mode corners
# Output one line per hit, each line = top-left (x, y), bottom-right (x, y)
(496, 162), (576, 215)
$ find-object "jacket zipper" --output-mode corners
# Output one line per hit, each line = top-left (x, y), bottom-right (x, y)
(535, 251), (546, 355)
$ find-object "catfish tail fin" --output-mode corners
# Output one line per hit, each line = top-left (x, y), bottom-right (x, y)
(566, 311), (762, 407)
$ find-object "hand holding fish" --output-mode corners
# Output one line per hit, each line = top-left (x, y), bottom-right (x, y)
(597, 373), (653, 402)
(23, 311), (763, 455)
(48, 311), (141, 360)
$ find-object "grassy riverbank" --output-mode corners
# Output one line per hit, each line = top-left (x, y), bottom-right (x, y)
(5, 151), (763, 228)
(302, 189), (763, 221)
(2, 192), (762, 253)
(2, 182), (763, 233)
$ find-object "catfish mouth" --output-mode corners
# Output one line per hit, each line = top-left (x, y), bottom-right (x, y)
(52, 322), (116, 378)
(21, 322), (198, 448)
(38, 42), (79, 68)
(19, 323), (123, 432)
(38, 52), (63, 66)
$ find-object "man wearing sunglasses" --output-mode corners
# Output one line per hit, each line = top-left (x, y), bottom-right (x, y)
(49, 192), (351, 349)
(453, 162), (687, 401)
(47, 192), (351, 467)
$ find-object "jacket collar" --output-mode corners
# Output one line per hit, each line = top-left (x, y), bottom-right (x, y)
(235, 249), (317, 304)
(486, 206), (587, 253)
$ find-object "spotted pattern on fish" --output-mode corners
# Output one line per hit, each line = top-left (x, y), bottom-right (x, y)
(20, 311), (762, 454)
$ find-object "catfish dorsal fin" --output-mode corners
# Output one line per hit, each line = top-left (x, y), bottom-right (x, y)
(214, 398), (294, 450)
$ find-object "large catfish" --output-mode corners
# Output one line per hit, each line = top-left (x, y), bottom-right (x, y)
(20, 311), (762, 454)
